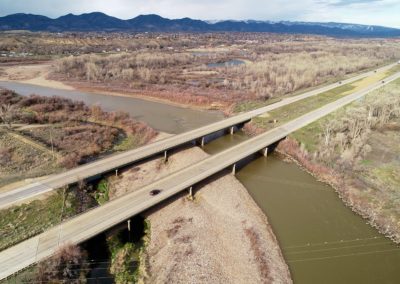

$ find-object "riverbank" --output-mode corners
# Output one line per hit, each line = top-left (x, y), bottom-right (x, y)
(107, 145), (292, 283)
(0, 89), (157, 190)
(0, 63), (73, 90)
(64, 81), (227, 111)
(0, 63), (226, 111)
(276, 138), (400, 244)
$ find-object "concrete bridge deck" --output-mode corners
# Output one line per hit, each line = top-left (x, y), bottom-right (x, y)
(1, 70), (399, 280)
(0, 63), (396, 210)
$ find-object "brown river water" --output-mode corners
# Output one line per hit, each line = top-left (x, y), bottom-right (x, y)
(204, 132), (400, 284)
(0, 81), (223, 134)
(2, 82), (399, 283)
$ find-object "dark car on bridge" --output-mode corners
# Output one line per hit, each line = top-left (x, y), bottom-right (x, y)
(150, 189), (162, 196)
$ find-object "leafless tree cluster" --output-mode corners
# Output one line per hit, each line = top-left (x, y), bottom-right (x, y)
(316, 86), (400, 171)
(0, 104), (15, 128)
(229, 43), (400, 100)
(0, 32), (200, 58)
(56, 51), (193, 84)
(1, 89), (157, 168)
(48, 34), (400, 106)
(36, 244), (88, 283)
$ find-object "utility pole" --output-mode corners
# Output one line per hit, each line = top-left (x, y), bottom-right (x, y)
(57, 187), (67, 247)
(50, 125), (55, 160)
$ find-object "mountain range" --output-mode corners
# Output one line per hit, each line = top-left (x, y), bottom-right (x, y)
(1, 12), (400, 37)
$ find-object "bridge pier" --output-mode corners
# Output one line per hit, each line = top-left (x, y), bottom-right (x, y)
(200, 136), (205, 147)
(115, 169), (119, 177)
(188, 186), (193, 200)
(230, 126), (235, 135)
(127, 219), (131, 231)
(260, 147), (268, 157)
(232, 163), (236, 175)
(164, 150), (168, 163)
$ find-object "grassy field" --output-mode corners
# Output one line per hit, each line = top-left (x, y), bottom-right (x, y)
(384, 63), (400, 76)
(0, 189), (71, 251)
(0, 129), (60, 188)
(291, 77), (400, 150)
(250, 66), (393, 133)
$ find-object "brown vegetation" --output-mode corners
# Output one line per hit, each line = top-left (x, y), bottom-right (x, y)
(56, 52), (192, 84)
(44, 33), (400, 108)
(315, 87), (400, 171)
(244, 226), (272, 282)
(0, 103), (15, 128)
(0, 129), (57, 187)
(2, 32), (399, 109)
(0, 147), (11, 164)
(0, 89), (157, 168)
(36, 244), (88, 283)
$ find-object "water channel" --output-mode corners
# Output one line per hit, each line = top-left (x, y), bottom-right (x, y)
(206, 59), (245, 68)
(0, 81), (223, 134)
(2, 82), (399, 283)
(203, 132), (400, 284)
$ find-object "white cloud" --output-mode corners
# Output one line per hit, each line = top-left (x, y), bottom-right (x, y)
(0, 0), (399, 28)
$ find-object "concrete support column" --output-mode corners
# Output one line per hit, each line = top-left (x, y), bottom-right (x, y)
(188, 186), (193, 199)
(232, 163), (236, 175)
(127, 219), (131, 242)
(200, 137), (205, 147)
(230, 126), (235, 135)
(261, 147), (268, 157)
(164, 150), (168, 163)
(115, 169), (119, 177)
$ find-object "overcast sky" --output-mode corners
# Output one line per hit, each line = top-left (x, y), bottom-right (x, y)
(0, 0), (399, 28)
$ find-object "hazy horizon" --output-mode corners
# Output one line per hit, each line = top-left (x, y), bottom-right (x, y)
(0, 0), (399, 29)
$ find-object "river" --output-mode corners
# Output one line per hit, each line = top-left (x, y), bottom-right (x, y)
(2, 82), (399, 283)
(204, 133), (400, 284)
(0, 81), (224, 134)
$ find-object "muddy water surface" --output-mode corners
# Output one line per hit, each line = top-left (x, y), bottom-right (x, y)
(0, 81), (224, 134)
(204, 133), (400, 284)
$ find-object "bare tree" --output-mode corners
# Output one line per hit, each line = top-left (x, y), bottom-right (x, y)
(0, 104), (15, 128)
(0, 147), (12, 165)
(36, 244), (88, 283)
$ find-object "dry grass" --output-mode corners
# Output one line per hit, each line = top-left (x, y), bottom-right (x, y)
(0, 89), (157, 186)
(0, 129), (59, 187)
(39, 33), (400, 108)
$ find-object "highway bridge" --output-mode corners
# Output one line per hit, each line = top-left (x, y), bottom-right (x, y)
(1, 70), (400, 280)
(0, 62), (396, 210)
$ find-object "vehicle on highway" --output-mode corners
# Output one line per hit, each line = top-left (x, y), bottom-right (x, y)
(150, 189), (162, 196)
